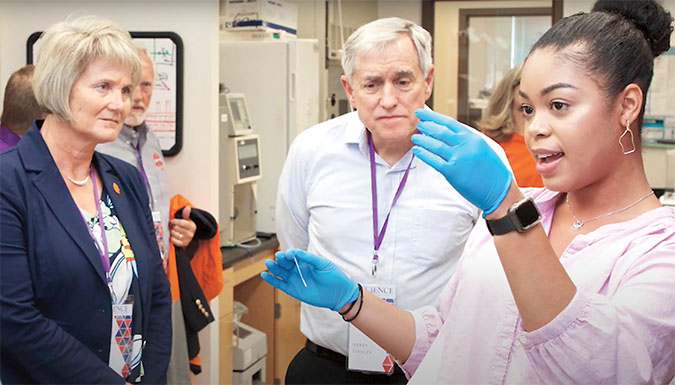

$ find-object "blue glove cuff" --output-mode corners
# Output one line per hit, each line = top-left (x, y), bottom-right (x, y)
(334, 281), (360, 311)
(482, 176), (513, 217)
(338, 283), (362, 316)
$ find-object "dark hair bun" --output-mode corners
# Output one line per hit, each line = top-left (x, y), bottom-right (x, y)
(592, 0), (673, 57)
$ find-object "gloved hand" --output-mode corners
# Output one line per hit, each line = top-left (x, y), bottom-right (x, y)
(412, 108), (513, 215)
(260, 249), (359, 311)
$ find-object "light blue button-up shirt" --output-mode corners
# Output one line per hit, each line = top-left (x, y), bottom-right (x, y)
(276, 110), (511, 356)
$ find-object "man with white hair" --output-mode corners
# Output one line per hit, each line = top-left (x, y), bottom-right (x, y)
(97, 44), (195, 385)
(276, 17), (509, 384)
(98, 45), (196, 260)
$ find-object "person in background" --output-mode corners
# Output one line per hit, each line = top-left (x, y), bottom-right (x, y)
(97, 43), (196, 384)
(263, 0), (675, 383)
(0, 64), (47, 151)
(476, 62), (543, 187)
(0, 15), (171, 384)
(275, 17), (509, 384)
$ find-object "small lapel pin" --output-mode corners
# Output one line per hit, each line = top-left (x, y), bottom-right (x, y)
(112, 182), (121, 195)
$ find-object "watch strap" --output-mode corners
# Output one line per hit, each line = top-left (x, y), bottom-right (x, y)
(485, 212), (516, 236)
(485, 197), (541, 236)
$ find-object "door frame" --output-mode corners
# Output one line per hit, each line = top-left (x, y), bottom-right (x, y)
(457, 7), (552, 124)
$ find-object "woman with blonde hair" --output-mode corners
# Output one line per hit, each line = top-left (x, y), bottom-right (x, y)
(0, 15), (171, 384)
(477, 62), (543, 187)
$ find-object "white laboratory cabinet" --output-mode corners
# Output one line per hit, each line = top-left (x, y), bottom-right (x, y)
(219, 38), (320, 233)
(642, 145), (675, 190)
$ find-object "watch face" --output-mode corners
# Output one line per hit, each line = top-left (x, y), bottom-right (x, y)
(515, 199), (541, 228)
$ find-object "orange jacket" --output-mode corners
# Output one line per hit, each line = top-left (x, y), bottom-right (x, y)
(168, 194), (224, 302)
(499, 133), (544, 188)
(168, 194), (223, 375)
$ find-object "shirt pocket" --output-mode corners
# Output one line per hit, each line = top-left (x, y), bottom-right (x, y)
(412, 206), (475, 265)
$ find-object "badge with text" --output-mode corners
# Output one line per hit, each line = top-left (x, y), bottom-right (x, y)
(109, 295), (134, 378)
(151, 210), (166, 264)
(347, 284), (396, 374)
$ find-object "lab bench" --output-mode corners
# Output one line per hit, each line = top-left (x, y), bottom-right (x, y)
(219, 233), (304, 384)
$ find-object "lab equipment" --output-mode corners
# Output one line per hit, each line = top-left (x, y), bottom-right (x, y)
(222, 0), (298, 35)
(660, 149), (675, 207)
(219, 39), (319, 233)
(642, 117), (666, 142)
(232, 321), (267, 385)
(220, 93), (253, 137)
(219, 133), (262, 246)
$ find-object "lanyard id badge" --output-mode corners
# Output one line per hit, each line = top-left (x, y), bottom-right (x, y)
(78, 168), (113, 297)
(151, 210), (166, 263)
(368, 131), (413, 277)
(347, 284), (396, 374)
(109, 295), (134, 378)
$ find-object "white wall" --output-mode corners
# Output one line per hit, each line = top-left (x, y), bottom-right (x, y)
(0, 1), (221, 382)
(378, 0), (422, 25)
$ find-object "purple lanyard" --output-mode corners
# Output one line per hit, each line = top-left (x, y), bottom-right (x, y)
(135, 142), (149, 188)
(368, 131), (414, 276)
(78, 167), (112, 288)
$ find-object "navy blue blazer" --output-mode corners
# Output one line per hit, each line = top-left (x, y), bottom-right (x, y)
(0, 122), (172, 384)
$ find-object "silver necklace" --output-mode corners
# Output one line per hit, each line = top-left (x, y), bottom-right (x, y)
(565, 191), (654, 231)
(66, 168), (90, 186)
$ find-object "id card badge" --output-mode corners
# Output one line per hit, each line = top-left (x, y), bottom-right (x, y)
(151, 210), (166, 261)
(347, 284), (396, 374)
(109, 295), (134, 378)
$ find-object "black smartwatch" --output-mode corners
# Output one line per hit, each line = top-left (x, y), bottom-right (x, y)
(485, 197), (541, 236)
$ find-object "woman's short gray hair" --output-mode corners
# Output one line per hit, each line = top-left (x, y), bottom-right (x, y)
(33, 15), (141, 121)
(341, 17), (433, 82)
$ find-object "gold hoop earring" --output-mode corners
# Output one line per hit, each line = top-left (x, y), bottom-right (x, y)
(619, 120), (636, 155)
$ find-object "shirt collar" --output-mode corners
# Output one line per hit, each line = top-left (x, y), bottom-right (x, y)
(117, 122), (147, 147)
(343, 111), (365, 146)
(0, 124), (21, 149)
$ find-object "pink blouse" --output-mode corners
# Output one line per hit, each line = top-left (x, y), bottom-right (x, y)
(401, 188), (675, 384)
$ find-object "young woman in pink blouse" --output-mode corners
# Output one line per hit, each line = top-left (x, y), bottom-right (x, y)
(263, 0), (675, 383)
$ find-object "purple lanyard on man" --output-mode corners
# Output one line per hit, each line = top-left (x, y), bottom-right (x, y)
(135, 142), (149, 188)
(368, 130), (414, 276)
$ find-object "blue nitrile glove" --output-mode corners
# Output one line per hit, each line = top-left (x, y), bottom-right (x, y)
(260, 249), (359, 311)
(412, 108), (512, 215)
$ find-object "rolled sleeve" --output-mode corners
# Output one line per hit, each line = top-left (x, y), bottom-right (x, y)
(399, 305), (443, 378)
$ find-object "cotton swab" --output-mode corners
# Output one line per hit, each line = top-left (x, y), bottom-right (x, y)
(293, 256), (308, 287)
